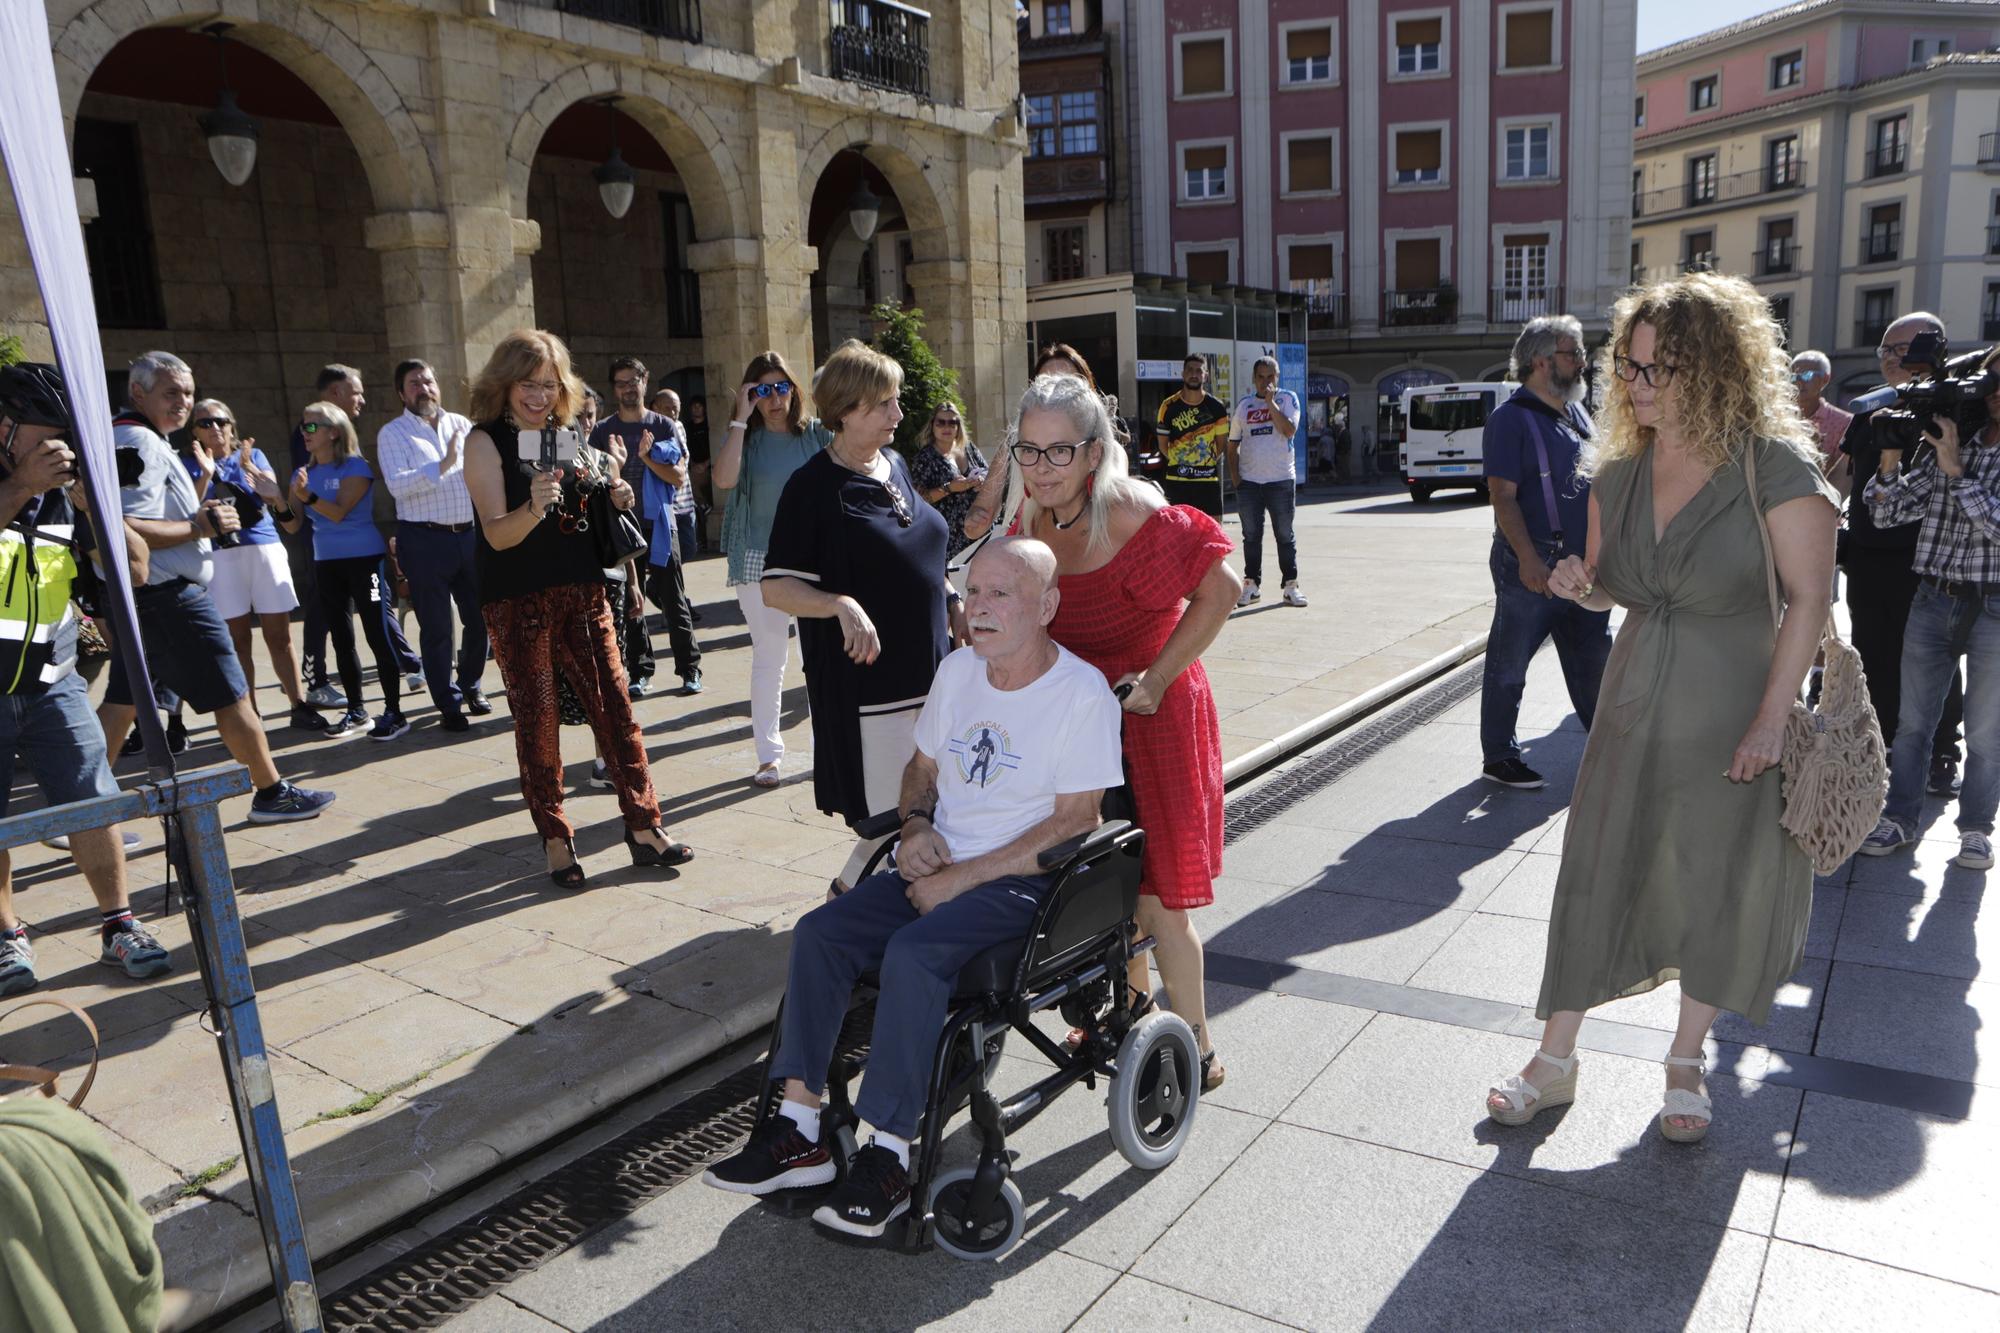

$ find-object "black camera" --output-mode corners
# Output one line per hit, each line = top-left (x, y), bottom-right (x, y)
(1866, 332), (1999, 455)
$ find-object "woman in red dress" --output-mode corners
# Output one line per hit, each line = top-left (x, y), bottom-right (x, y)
(1002, 373), (1242, 1087)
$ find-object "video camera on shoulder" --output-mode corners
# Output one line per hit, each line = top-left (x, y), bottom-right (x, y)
(1864, 332), (1998, 456)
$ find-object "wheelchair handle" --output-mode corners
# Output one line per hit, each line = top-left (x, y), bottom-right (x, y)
(1113, 682), (1133, 701)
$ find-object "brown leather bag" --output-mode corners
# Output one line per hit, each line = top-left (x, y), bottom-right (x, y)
(0, 996), (102, 1110)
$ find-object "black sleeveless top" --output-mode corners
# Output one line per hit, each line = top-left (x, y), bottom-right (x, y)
(475, 417), (610, 606)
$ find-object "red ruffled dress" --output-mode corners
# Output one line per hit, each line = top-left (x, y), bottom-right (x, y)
(1050, 505), (1234, 909)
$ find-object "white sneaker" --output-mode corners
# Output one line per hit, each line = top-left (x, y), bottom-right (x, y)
(404, 672), (427, 694)
(1236, 579), (1261, 608)
(1955, 831), (1994, 870)
(1282, 581), (1308, 607)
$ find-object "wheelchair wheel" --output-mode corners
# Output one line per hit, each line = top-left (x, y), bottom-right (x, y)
(929, 1168), (1026, 1262)
(1108, 1010), (1199, 1170)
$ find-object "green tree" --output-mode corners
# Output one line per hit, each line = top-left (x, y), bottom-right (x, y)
(870, 302), (959, 459)
(0, 333), (24, 369)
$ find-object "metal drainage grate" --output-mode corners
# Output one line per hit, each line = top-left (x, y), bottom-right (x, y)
(315, 1006), (875, 1330)
(1223, 659), (1484, 844)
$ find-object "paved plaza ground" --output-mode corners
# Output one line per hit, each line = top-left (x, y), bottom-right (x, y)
(0, 480), (1506, 1326)
(430, 630), (2000, 1333)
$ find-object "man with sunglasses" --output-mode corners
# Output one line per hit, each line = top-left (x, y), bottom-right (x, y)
(1477, 314), (1612, 790)
(1838, 313), (1965, 795)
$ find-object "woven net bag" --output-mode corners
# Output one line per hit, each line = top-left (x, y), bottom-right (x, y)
(1746, 443), (1889, 874)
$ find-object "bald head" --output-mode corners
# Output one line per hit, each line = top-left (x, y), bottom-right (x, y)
(965, 537), (1061, 663)
(975, 536), (1057, 593)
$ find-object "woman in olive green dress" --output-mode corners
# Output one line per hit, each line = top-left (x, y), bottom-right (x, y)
(1484, 273), (1839, 1143)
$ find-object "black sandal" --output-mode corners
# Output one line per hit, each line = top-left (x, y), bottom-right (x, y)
(547, 838), (586, 890)
(625, 826), (695, 868)
(1064, 987), (1155, 1051)
(1201, 1049), (1226, 1092)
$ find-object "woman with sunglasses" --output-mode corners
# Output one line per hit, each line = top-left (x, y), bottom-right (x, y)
(761, 340), (957, 897)
(1485, 273), (1837, 1144)
(461, 328), (693, 888)
(908, 399), (987, 563)
(999, 372), (1242, 1090)
(277, 403), (406, 741)
(189, 400), (322, 731)
(714, 350), (832, 787)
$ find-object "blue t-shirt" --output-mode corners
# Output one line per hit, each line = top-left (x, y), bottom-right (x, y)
(1482, 388), (1594, 554)
(181, 448), (280, 547)
(304, 457), (387, 561)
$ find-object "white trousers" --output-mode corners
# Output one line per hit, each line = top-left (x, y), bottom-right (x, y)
(735, 583), (797, 767)
(838, 707), (920, 886)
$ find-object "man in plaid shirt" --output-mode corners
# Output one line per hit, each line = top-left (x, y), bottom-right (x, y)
(1858, 347), (2000, 870)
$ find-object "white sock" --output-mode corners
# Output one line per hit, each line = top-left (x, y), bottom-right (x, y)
(871, 1131), (911, 1169)
(778, 1099), (821, 1142)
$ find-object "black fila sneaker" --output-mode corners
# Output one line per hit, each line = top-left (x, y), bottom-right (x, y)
(702, 1117), (836, 1195)
(811, 1142), (910, 1238)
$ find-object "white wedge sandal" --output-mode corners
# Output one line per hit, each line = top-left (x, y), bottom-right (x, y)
(1659, 1055), (1713, 1144)
(1485, 1049), (1579, 1126)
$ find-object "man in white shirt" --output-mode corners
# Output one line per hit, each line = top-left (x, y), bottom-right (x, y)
(1228, 355), (1307, 608)
(376, 359), (488, 731)
(703, 537), (1124, 1238)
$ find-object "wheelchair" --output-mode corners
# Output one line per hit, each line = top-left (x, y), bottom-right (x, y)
(748, 804), (1203, 1261)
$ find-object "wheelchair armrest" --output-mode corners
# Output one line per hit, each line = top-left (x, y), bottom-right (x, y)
(1036, 819), (1135, 872)
(854, 809), (903, 841)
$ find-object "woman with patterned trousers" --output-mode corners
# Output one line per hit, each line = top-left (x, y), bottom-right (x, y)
(462, 329), (693, 888)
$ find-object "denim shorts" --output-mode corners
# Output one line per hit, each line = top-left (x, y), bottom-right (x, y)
(0, 669), (122, 817)
(102, 578), (249, 713)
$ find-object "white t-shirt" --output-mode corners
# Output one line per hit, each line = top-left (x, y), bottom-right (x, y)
(1230, 389), (1301, 484)
(914, 644), (1126, 861)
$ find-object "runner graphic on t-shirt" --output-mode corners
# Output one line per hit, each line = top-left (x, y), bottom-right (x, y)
(967, 728), (998, 786)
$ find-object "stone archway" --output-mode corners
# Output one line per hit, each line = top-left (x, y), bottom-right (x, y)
(797, 116), (957, 266)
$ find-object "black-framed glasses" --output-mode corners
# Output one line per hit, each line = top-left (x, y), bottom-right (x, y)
(1552, 346), (1589, 363)
(1612, 356), (1678, 388)
(750, 380), (795, 399)
(935, 417), (961, 429)
(193, 417), (232, 430)
(1878, 341), (1917, 360)
(1011, 440), (1084, 468)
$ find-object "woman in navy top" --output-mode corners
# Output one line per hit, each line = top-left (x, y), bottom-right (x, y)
(277, 402), (405, 741)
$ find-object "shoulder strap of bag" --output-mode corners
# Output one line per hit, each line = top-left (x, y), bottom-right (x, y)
(1743, 438), (1782, 633)
(0, 996), (101, 1110)
(1521, 409), (1567, 544)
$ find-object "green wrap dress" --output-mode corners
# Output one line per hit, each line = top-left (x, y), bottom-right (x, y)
(1536, 437), (1839, 1026)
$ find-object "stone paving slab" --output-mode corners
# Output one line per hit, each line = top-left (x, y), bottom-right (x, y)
(0, 483), (1505, 1325)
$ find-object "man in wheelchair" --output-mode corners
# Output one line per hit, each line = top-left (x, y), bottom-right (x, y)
(704, 537), (1125, 1238)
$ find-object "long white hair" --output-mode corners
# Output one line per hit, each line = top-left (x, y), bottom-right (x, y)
(1000, 373), (1162, 557)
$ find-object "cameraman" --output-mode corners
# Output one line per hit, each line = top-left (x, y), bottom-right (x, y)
(1857, 345), (2000, 868)
(94, 351), (335, 825)
(1840, 313), (1965, 793)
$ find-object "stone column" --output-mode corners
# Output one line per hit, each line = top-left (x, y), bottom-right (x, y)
(921, 134), (1027, 447)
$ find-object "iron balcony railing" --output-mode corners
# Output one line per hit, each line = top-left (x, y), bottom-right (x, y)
(1856, 318), (1892, 349)
(1488, 285), (1564, 324)
(1289, 279), (1349, 328)
(1382, 287), (1458, 327)
(830, 0), (932, 99)
(1862, 226), (1902, 264)
(1633, 162), (1807, 218)
(1988, 221), (2000, 255)
(1680, 252), (1719, 274)
(1865, 142), (1907, 178)
(1757, 239), (1798, 276)
(549, 0), (701, 40)
(1982, 132), (2000, 164)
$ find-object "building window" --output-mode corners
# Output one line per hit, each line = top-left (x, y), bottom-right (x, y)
(73, 118), (165, 330)
(1860, 286), (1896, 346)
(1501, 8), (1555, 70)
(1633, 168), (1644, 216)
(1044, 223), (1086, 282)
(1184, 249), (1231, 285)
(1058, 91), (1099, 155)
(1283, 134), (1336, 194)
(1759, 217), (1796, 275)
(1177, 35), (1229, 97)
(1634, 95), (1646, 128)
(1502, 124), (1553, 180)
(1988, 195), (2000, 255)
(1770, 50), (1803, 90)
(1042, 1), (1072, 37)
(1869, 115), (1908, 176)
(1497, 233), (1553, 321)
(1394, 235), (1443, 288)
(1683, 230), (1716, 272)
(1393, 15), (1444, 75)
(1690, 74), (1718, 112)
(1025, 94), (1056, 157)
(1864, 201), (1902, 263)
(1769, 294), (1793, 347)
(1181, 142), (1231, 201)
(1630, 239), (1644, 284)
(1985, 281), (2000, 340)
(1687, 153), (1718, 205)
(1287, 241), (1341, 318)
(1283, 24), (1334, 84)
(1911, 37), (1953, 66)
(661, 192), (701, 337)
(1766, 135), (1802, 189)
(1386, 235), (1448, 323)
(1392, 127), (1444, 185)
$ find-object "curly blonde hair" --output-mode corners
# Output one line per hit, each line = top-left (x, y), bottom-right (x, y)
(468, 329), (586, 427)
(1586, 271), (1816, 478)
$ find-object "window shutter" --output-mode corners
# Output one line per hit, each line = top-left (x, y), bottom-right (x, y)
(1396, 130), (1443, 173)
(1396, 237), (1441, 288)
(1504, 10), (1554, 68)
(1184, 144), (1227, 172)
(1182, 39), (1226, 94)
(1288, 137), (1333, 192)
(1287, 26), (1331, 62)
(1289, 243), (1334, 281)
(1398, 17), (1442, 46)
(1502, 232), (1549, 251)
(1185, 250), (1230, 284)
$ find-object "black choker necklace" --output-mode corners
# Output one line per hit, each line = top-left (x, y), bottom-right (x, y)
(1053, 499), (1089, 531)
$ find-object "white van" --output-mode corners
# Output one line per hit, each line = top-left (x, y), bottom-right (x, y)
(1398, 381), (1517, 503)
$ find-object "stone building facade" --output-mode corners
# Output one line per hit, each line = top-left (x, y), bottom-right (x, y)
(4, 0), (1028, 446)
